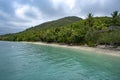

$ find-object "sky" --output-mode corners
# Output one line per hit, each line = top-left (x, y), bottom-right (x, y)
(0, 0), (120, 34)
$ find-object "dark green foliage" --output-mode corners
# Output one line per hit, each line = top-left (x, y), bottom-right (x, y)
(111, 11), (120, 26)
(86, 13), (94, 28)
(98, 29), (120, 45)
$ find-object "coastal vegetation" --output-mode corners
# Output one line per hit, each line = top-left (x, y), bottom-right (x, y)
(0, 11), (120, 47)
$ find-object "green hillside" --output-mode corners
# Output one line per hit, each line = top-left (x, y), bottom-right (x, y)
(27, 16), (82, 30)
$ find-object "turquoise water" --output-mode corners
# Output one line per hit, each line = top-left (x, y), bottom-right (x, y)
(0, 41), (120, 80)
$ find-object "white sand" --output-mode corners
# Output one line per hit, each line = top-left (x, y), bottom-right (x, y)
(22, 42), (120, 57)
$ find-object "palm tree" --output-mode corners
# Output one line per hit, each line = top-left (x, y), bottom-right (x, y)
(87, 13), (94, 27)
(111, 11), (120, 26)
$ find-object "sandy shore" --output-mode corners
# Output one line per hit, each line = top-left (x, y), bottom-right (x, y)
(22, 42), (120, 57)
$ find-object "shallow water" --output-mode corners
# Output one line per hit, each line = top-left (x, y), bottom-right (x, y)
(0, 41), (120, 80)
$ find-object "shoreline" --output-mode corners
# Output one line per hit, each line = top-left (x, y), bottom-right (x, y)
(22, 42), (120, 57)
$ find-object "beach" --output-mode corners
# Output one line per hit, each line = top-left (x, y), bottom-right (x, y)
(23, 42), (120, 57)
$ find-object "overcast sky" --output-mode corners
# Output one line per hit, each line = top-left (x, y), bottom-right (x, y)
(0, 0), (120, 34)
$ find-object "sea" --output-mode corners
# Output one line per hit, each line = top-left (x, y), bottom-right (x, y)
(0, 41), (120, 80)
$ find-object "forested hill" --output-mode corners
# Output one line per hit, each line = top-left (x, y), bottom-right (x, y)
(0, 11), (120, 47)
(27, 16), (82, 30)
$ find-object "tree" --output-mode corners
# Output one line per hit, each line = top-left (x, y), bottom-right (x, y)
(111, 11), (120, 26)
(86, 13), (94, 28)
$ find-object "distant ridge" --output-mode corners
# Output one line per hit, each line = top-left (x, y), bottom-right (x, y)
(27, 16), (82, 30)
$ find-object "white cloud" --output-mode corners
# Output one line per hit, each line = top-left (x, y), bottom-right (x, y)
(0, 10), (11, 19)
(51, 0), (76, 10)
(11, 2), (49, 28)
(13, 2), (41, 21)
(0, 0), (120, 34)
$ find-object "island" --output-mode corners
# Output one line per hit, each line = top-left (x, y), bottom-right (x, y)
(0, 11), (120, 56)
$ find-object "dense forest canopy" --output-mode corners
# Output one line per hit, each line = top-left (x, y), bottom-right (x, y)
(0, 11), (120, 47)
